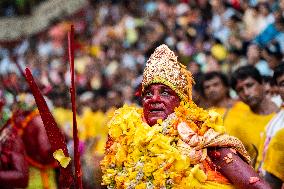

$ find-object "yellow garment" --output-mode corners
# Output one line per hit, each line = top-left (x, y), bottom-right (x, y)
(80, 107), (116, 155)
(224, 101), (275, 167)
(52, 107), (73, 137)
(52, 107), (86, 140)
(209, 102), (249, 120)
(95, 107), (116, 154)
(210, 107), (226, 116)
(80, 107), (109, 155)
(27, 166), (56, 189)
(81, 107), (108, 138)
(263, 128), (284, 181)
(209, 107), (227, 119)
(204, 181), (235, 189)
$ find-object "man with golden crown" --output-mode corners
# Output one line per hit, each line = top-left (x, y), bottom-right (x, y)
(101, 45), (271, 188)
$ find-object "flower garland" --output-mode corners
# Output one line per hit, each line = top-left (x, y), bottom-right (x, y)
(101, 101), (225, 189)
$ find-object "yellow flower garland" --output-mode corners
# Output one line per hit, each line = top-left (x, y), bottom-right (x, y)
(101, 101), (225, 189)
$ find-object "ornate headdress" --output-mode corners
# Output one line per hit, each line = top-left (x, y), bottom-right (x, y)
(142, 44), (193, 101)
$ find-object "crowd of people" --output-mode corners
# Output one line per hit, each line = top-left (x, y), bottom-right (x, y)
(1, 0), (284, 188)
(0, 0), (46, 17)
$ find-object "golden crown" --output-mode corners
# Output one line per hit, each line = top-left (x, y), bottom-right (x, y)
(142, 44), (193, 101)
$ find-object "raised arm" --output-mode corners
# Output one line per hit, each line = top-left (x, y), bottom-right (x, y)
(208, 147), (271, 189)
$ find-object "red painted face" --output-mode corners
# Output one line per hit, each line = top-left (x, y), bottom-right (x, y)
(142, 84), (181, 126)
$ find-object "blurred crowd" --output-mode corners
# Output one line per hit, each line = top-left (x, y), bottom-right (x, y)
(0, 0), (46, 16)
(1, 0), (284, 188)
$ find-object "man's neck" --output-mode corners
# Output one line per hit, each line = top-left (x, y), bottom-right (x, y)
(212, 97), (233, 109)
(250, 98), (276, 115)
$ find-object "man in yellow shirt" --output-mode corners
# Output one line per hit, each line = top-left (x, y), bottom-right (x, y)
(201, 71), (236, 118)
(260, 63), (284, 189)
(224, 65), (278, 167)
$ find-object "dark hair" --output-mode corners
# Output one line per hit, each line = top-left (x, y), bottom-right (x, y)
(201, 71), (229, 95)
(262, 75), (272, 83)
(202, 71), (229, 86)
(193, 72), (204, 93)
(231, 65), (262, 90)
(273, 63), (284, 84)
(262, 75), (276, 86)
(257, 2), (271, 12)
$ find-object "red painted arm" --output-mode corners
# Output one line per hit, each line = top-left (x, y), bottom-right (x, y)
(0, 152), (29, 188)
(208, 147), (271, 189)
(0, 136), (29, 188)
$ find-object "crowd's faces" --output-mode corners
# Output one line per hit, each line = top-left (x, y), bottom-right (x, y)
(281, 0), (284, 11)
(142, 84), (180, 126)
(263, 82), (273, 99)
(258, 3), (270, 16)
(94, 96), (107, 112)
(203, 76), (227, 103)
(188, 62), (201, 75)
(247, 44), (260, 64)
(235, 77), (264, 109)
(276, 74), (284, 101)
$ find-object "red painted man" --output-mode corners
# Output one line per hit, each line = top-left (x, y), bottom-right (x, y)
(0, 125), (29, 188)
(11, 108), (58, 188)
(0, 91), (28, 188)
(102, 45), (271, 188)
(0, 95), (57, 188)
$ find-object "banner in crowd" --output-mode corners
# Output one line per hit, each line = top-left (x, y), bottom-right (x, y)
(0, 0), (87, 42)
